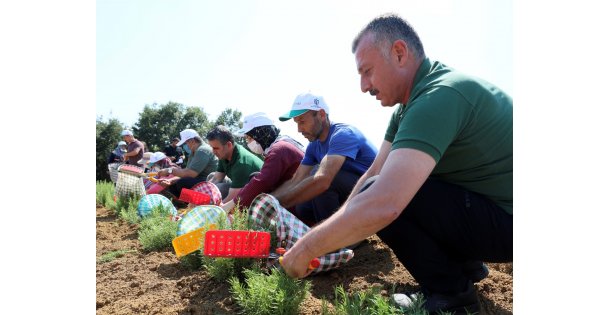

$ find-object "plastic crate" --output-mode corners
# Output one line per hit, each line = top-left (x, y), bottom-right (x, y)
(203, 230), (271, 258)
(179, 188), (211, 205)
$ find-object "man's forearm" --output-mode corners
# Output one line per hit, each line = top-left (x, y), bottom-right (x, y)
(271, 178), (295, 198)
(277, 175), (329, 209)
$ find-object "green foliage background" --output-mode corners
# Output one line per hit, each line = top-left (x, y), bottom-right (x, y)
(96, 102), (244, 181)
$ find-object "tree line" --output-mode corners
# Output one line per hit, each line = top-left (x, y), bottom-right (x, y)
(96, 101), (244, 181)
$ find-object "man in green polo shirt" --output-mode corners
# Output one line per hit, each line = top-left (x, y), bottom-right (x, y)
(280, 14), (512, 315)
(206, 125), (263, 205)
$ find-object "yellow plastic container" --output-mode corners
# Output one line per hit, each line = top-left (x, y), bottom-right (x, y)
(172, 223), (217, 258)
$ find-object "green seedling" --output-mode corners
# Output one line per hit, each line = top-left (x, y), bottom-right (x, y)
(138, 204), (179, 251)
(229, 267), (311, 315)
(322, 285), (402, 315)
(97, 249), (136, 264)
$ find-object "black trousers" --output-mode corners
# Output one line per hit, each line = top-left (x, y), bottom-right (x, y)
(167, 177), (206, 197)
(294, 169), (361, 224)
(362, 176), (512, 294)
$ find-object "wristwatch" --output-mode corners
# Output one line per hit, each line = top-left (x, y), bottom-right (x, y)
(168, 168), (173, 174)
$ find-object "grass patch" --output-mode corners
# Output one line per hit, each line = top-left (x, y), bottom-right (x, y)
(138, 204), (179, 251)
(96, 180), (116, 208)
(321, 285), (403, 315)
(229, 267), (311, 315)
(113, 195), (141, 224)
(97, 249), (137, 264)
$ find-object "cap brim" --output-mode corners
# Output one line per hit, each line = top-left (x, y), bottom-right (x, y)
(176, 138), (188, 146)
(236, 127), (250, 136)
(278, 109), (308, 122)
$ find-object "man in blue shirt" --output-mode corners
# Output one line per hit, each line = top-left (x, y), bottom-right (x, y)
(273, 92), (377, 225)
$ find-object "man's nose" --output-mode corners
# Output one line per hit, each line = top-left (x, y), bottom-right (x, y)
(360, 76), (371, 93)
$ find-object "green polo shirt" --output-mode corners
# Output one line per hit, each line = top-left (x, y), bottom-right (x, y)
(217, 143), (263, 188)
(385, 58), (513, 214)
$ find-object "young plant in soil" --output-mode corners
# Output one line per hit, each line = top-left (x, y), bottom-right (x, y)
(96, 180), (116, 208)
(97, 249), (137, 264)
(321, 285), (403, 315)
(114, 195), (141, 224)
(229, 267), (311, 315)
(200, 205), (269, 282)
(138, 204), (179, 251)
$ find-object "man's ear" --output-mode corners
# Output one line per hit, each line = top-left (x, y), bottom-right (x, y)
(392, 39), (409, 65)
(319, 109), (327, 119)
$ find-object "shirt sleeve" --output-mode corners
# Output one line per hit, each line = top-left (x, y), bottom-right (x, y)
(326, 127), (359, 159)
(187, 149), (211, 175)
(384, 105), (402, 143)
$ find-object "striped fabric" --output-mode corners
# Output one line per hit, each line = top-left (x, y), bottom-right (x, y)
(115, 165), (145, 198)
(137, 194), (177, 218)
(190, 182), (223, 206)
(248, 193), (354, 274)
(177, 205), (227, 236)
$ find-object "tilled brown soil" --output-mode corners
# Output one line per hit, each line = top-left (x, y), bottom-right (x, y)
(96, 206), (512, 314)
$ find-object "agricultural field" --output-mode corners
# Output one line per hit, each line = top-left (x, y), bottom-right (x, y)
(96, 183), (512, 314)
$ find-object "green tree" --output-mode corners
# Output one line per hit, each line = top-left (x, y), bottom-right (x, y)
(96, 116), (126, 181)
(133, 102), (211, 152)
(212, 108), (247, 147)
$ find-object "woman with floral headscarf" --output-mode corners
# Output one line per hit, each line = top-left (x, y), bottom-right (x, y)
(222, 112), (304, 214)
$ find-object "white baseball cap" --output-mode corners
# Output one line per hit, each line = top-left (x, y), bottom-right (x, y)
(149, 152), (167, 164)
(137, 152), (153, 165)
(237, 112), (274, 135)
(121, 130), (133, 136)
(279, 92), (329, 122)
(176, 129), (200, 146)
(118, 141), (127, 146)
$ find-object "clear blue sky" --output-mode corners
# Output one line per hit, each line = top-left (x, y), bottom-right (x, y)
(96, 0), (512, 147)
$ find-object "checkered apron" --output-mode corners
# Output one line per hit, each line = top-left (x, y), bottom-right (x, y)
(176, 205), (227, 236)
(190, 181), (223, 206)
(115, 165), (146, 199)
(248, 193), (354, 273)
(137, 194), (177, 218)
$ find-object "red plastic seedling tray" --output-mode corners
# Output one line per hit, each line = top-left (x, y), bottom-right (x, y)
(179, 188), (211, 205)
(203, 230), (321, 269)
(203, 230), (271, 258)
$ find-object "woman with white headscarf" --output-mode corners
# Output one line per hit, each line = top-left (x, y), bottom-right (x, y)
(222, 112), (304, 214)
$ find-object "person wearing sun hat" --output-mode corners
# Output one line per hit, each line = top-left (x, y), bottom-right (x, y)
(157, 129), (218, 200)
(107, 140), (128, 164)
(273, 91), (378, 226)
(142, 152), (179, 194)
(221, 112), (305, 214)
(137, 151), (153, 168)
(121, 129), (145, 165)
